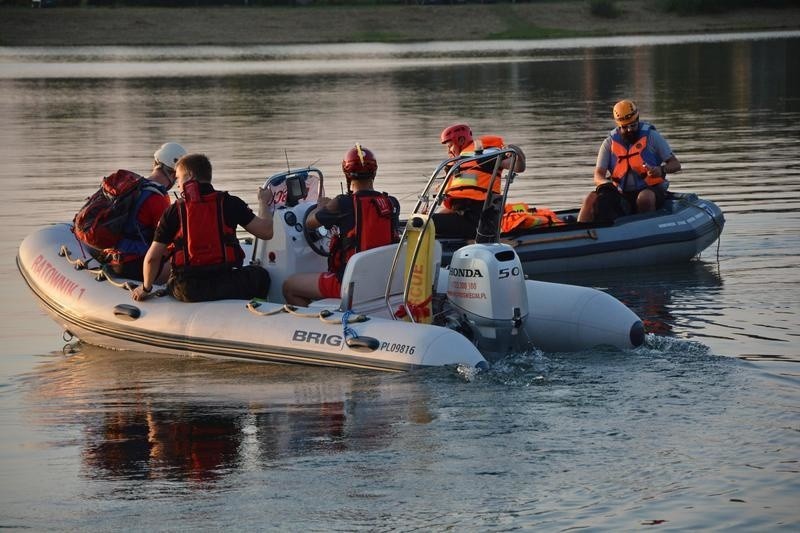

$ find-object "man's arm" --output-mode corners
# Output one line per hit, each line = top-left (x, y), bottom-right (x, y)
(244, 215), (273, 241)
(644, 130), (681, 179)
(131, 241), (168, 301)
(305, 196), (337, 230)
(503, 144), (526, 172)
(662, 154), (681, 175)
(593, 138), (613, 187)
(593, 167), (612, 187)
(244, 186), (275, 241)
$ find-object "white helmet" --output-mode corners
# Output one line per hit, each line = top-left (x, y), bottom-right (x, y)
(153, 142), (187, 171)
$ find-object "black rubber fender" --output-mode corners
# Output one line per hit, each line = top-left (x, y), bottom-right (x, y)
(113, 304), (141, 321)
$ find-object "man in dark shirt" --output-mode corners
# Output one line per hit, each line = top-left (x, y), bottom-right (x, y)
(282, 145), (400, 306)
(131, 153), (274, 303)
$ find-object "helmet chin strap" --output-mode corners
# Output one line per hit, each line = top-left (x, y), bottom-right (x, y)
(157, 164), (176, 189)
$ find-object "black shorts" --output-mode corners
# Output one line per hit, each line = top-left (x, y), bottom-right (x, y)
(169, 265), (270, 303)
(432, 199), (483, 239)
(622, 186), (666, 212)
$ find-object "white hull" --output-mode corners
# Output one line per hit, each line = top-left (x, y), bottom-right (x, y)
(19, 224), (486, 372)
(18, 220), (644, 372)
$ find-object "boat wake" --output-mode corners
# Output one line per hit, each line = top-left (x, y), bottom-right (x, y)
(641, 333), (711, 357)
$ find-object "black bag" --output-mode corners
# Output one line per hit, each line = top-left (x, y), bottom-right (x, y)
(593, 183), (629, 224)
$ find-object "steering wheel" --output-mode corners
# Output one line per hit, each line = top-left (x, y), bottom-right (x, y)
(302, 204), (332, 257)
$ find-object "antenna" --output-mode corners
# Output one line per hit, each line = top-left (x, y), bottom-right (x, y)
(284, 149), (291, 172)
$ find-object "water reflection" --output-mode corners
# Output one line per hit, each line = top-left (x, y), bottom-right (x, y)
(24, 348), (434, 485)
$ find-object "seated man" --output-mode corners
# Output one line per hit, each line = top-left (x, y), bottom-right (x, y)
(282, 144), (400, 306)
(578, 99), (681, 223)
(433, 123), (526, 241)
(131, 153), (274, 303)
(77, 142), (186, 282)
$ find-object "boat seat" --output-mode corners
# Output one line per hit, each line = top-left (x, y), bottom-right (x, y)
(308, 240), (441, 314)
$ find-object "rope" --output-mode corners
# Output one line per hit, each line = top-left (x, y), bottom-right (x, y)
(280, 304), (368, 324)
(319, 310), (368, 325)
(282, 304), (328, 318)
(341, 310), (358, 342)
(96, 265), (132, 289)
(246, 300), (287, 316)
(60, 244), (143, 290)
(60, 244), (94, 269)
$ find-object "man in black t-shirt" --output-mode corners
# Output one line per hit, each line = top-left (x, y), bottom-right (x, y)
(131, 153), (275, 303)
(282, 145), (400, 306)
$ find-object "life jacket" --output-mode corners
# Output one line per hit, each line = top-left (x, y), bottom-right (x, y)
(500, 202), (562, 234)
(609, 122), (665, 190)
(327, 191), (398, 281)
(73, 169), (163, 252)
(444, 135), (505, 203)
(171, 190), (245, 274)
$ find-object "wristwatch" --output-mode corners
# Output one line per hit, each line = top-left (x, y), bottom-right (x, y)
(142, 285), (152, 293)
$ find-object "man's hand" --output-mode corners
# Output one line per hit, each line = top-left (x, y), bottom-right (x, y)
(258, 186), (274, 206)
(644, 163), (664, 178)
(131, 284), (152, 302)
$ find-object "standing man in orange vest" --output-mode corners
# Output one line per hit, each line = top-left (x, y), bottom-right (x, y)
(433, 123), (526, 240)
(578, 100), (681, 223)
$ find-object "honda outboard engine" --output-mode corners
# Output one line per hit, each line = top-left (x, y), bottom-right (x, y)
(446, 243), (529, 356)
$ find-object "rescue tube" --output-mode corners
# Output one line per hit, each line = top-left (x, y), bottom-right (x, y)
(402, 215), (436, 324)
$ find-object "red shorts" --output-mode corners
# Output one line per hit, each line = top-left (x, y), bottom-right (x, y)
(318, 272), (342, 299)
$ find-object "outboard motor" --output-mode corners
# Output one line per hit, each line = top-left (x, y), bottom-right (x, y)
(446, 243), (529, 356)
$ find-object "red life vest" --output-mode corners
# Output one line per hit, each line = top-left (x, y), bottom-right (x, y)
(445, 135), (505, 203)
(609, 123), (664, 188)
(171, 191), (244, 274)
(327, 191), (398, 280)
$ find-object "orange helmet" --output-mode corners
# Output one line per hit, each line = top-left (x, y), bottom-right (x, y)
(342, 143), (377, 181)
(440, 123), (473, 153)
(613, 99), (639, 126)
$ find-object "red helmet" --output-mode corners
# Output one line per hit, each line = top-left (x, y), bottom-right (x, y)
(440, 123), (473, 152)
(342, 144), (377, 180)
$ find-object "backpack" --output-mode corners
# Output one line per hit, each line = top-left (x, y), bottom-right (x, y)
(73, 169), (147, 250)
(593, 183), (630, 224)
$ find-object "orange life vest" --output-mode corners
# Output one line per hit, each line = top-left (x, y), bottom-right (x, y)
(171, 191), (244, 274)
(444, 135), (506, 202)
(327, 191), (399, 281)
(609, 123), (664, 189)
(500, 202), (562, 233)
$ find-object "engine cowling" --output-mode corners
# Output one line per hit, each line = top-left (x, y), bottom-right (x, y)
(446, 243), (529, 355)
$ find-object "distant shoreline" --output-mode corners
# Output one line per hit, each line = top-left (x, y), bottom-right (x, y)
(2, 1), (799, 47)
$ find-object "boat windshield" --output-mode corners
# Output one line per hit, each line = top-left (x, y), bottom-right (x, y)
(264, 168), (324, 209)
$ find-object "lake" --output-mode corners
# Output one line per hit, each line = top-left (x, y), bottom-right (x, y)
(1, 32), (798, 530)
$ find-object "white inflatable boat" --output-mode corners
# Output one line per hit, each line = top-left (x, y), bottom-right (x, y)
(17, 160), (645, 372)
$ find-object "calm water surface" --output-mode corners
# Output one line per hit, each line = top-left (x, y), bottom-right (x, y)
(1, 33), (798, 530)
